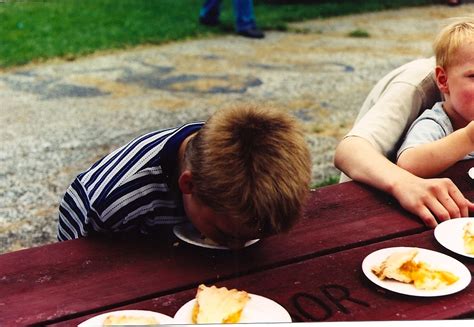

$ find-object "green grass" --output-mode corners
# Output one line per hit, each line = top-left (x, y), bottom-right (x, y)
(348, 29), (370, 38)
(0, 0), (438, 68)
(311, 175), (340, 188)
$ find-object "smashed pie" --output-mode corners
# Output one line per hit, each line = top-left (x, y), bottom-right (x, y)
(371, 249), (459, 290)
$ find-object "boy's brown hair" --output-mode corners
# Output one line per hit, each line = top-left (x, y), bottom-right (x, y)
(433, 15), (474, 68)
(184, 104), (311, 235)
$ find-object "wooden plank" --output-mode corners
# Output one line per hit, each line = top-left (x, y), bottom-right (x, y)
(53, 231), (474, 326)
(438, 159), (474, 189)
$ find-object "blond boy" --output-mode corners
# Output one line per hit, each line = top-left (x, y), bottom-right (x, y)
(58, 104), (311, 249)
(397, 16), (474, 179)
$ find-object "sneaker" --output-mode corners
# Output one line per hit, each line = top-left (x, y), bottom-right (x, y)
(237, 28), (265, 39)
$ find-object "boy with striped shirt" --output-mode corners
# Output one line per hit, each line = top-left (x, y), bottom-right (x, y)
(58, 104), (312, 249)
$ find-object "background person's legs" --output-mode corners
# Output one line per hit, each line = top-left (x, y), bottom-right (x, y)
(199, 0), (264, 38)
(233, 0), (264, 38)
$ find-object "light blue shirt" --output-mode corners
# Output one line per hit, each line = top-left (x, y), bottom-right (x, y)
(397, 101), (474, 160)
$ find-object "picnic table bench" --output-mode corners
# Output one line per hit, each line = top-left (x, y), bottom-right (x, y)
(1, 160), (473, 326)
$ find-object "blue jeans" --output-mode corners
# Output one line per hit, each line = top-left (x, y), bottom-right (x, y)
(200, 0), (257, 32)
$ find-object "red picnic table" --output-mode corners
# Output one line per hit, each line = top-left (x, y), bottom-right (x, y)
(1, 161), (473, 326)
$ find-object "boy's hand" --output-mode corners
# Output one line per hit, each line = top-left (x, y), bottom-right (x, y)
(392, 175), (474, 228)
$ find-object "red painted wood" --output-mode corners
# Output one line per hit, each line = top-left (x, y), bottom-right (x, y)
(439, 159), (474, 190)
(54, 231), (474, 326)
(2, 160), (473, 325)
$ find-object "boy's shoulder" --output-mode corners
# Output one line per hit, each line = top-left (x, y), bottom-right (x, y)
(420, 102), (447, 119)
(410, 102), (452, 134)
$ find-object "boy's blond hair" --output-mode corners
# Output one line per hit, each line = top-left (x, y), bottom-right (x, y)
(185, 104), (311, 234)
(433, 15), (474, 68)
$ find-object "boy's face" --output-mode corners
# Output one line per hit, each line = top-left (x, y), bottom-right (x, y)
(440, 41), (474, 123)
(181, 193), (263, 250)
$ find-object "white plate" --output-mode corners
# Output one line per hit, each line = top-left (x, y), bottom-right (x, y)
(173, 223), (260, 250)
(468, 167), (474, 179)
(435, 217), (474, 258)
(362, 247), (471, 297)
(173, 293), (292, 323)
(78, 310), (174, 326)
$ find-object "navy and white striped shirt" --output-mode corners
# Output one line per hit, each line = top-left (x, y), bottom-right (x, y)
(57, 122), (204, 241)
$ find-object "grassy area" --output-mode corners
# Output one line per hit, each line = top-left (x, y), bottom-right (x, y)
(0, 0), (439, 68)
(311, 175), (340, 189)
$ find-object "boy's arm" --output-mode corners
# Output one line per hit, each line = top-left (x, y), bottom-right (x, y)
(58, 179), (94, 241)
(397, 121), (474, 177)
(335, 136), (474, 228)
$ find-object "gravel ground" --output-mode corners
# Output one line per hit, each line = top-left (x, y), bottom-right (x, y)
(0, 4), (471, 253)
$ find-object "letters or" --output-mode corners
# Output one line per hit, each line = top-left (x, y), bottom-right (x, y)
(289, 284), (370, 321)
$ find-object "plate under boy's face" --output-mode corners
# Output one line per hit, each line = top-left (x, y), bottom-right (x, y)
(173, 223), (260, 250)
(181, 194), (262, 249)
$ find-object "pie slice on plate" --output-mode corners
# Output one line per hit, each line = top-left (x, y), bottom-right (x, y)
(371, 248), (459, 290)
(192, 284), (250, 323)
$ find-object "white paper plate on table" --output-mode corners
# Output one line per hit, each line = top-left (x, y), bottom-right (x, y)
(173, 223), (259, 250)
(362, 247), (471, 297)
(468, 167), (474, 179)
(78, 310), (174, 326)
(435, 217), (474, 258)
(173, 293), (292, 323)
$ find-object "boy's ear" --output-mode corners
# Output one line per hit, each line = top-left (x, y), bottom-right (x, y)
(178, 170), (194, 194)
(435, 66), (449, 94)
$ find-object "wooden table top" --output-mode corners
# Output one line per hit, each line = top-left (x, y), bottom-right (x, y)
(1, 160), (473, 326)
